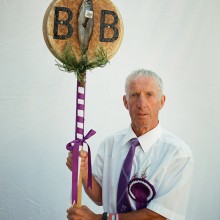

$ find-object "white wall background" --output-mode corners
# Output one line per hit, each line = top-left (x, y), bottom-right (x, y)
(0, 0), (220, 219)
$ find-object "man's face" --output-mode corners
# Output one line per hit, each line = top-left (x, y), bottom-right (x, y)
(123, 76), (165, 136)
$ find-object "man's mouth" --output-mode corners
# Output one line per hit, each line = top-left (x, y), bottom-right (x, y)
(137, 113), (148, 116)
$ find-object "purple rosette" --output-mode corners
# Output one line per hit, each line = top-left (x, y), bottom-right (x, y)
(128, 178), (156, 209)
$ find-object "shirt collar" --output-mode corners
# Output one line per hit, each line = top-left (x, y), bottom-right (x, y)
(122, 123), (163, 153)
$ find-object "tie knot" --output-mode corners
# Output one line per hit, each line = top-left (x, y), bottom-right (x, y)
(131, 138), (139, 148)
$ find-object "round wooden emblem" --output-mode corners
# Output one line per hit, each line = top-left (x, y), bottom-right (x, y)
(43, 0), (124, 62)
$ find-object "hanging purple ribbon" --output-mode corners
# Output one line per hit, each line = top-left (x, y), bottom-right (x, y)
(66, 129), (96, 204)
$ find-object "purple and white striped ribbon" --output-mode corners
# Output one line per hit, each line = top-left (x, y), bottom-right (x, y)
(75, 81), (86, 140)
(66, 76), (96, 204)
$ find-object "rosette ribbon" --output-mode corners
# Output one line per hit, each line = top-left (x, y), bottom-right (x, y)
(66, 129), (96, 204)
(128, 177), (156, 210)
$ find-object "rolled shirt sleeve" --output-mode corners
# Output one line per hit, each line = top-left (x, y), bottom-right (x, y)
(147, 154), (193, 220)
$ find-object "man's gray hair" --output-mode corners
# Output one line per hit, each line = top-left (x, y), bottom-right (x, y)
(125, 69), (164, 96)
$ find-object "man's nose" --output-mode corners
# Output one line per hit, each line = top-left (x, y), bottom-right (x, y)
(137, 95), (147, 108)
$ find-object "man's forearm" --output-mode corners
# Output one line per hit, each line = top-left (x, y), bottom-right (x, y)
(115, 208), (166, 220)
(82, 175), (102, 205)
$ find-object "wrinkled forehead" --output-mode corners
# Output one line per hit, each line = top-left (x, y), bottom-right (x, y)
(127, 76), (160, 92)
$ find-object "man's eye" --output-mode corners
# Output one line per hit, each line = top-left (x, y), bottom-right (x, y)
(147, 93), (153, 97)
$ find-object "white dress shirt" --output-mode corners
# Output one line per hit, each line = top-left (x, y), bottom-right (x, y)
(92, 124), (193, 220)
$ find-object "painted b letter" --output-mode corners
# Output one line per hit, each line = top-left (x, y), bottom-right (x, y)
(100, 10), (119, 42)
(53, 7), (73, 39)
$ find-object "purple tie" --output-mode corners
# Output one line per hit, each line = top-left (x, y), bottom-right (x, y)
(117, 138), (139, 213)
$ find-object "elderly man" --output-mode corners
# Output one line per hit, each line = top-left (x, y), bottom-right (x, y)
(66, 69), (193, 220)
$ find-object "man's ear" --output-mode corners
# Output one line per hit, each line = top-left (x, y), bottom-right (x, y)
(159, 95), (166, 110)
(123, 95), (128, 110)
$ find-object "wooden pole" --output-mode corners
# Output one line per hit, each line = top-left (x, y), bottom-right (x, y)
(74, 75), (86, 207)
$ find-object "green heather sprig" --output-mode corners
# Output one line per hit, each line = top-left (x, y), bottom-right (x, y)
(54, 42), (109, 84)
